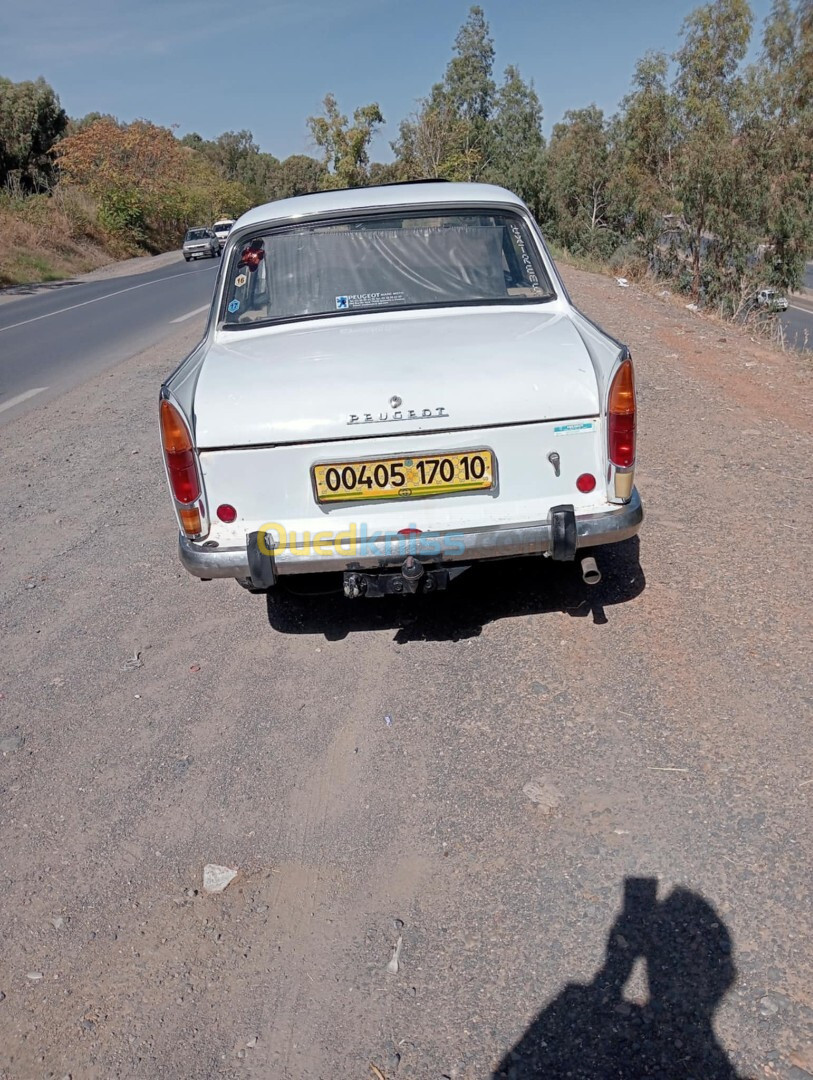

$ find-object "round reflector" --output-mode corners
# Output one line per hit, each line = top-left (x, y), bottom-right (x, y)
(576, 473), (596, 493)
(217, 504), (237, 523)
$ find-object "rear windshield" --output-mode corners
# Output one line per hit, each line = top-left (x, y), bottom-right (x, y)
(186, 229), (210, 241)
(213, 222), (233, 232)
(220, 209), (554, 328)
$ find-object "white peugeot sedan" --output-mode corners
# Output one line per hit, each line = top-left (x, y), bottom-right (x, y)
(160, 182), (642, 598)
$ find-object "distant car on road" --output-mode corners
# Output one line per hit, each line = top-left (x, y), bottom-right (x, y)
(182, 228), (219, 262)
(756, 287), (788, 311)
(161, 182), (642, 598)
(212, 219), (235, 249)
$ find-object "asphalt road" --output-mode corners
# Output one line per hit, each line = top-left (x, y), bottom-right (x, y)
(0, 265), (811, 1080)
(781, 300), (813, 351)
(781, 261), (813, 350)
(0, 254), (220, 424)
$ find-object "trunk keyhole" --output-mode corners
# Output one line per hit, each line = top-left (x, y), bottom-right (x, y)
(547, 451), (561, 477)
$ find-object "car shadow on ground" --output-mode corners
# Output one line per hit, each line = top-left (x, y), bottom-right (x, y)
(263, 537), (644, 641)
(493, 876), (748, 1080)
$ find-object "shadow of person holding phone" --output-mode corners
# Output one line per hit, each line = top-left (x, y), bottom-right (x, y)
(494, 878), (747, 1079)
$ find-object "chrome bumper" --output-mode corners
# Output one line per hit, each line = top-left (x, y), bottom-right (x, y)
(178, 489), (643, 582)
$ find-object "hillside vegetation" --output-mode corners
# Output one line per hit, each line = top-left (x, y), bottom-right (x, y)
(1, 0), (811, 316)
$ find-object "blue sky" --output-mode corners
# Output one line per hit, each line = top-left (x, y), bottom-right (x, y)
(1, 0), (775, 161)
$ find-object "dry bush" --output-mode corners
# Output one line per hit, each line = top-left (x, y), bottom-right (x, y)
(0, 185), (134, 286)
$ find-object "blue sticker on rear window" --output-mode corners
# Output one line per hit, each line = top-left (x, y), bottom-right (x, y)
(336, 296), (349, 310)
(228, 299), (240, 313)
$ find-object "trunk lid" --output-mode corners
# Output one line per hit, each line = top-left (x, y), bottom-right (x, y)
(193, 307), (598, 448)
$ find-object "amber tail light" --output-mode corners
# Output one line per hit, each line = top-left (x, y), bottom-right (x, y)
(160, 400), (200, 503)
(160, 399), (202, 535)
(608, 358), (636, 469)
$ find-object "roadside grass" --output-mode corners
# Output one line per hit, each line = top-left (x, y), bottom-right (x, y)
(0, 188), (135, 288)
(547, 242), (616, 279)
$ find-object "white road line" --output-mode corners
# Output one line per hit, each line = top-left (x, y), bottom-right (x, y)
(0, 386), (48, 413)
(171, 304), (210, 323)
(788, 302), (813, 315)
(0, 266), (216, 335)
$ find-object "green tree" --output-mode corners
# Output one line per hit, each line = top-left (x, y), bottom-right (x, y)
(392, 94), (476, 180)
(0, 75), (67, 191)
(488, 65), (546, 218)
(393, 6), (496, 182)
(267, 154), (326, 199)
(610, 52), (679, 266)
(183, 129), (277, 204)
(307, 93), (384, 188)
(672, 0), (754, 300)
(743, 0), (813, 292)
(546, 105), (618, 256)
(67, 111), (118, 136)
(443, 4), (496, 122)
(367, 161), (405, 186)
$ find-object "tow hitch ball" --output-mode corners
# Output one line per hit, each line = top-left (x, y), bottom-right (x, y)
(343, 557), (425, 599)
(400, 556), (424, 593)
(343, 558), (467, 599)
(343, 572), (366, 599)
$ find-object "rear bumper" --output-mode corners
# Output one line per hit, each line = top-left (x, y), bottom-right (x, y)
(178, 488), (643, 582)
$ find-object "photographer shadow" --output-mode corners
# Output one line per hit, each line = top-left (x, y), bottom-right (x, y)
(494, 879), (747, 1080)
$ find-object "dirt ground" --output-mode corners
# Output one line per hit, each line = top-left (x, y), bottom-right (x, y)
(0, 266), (811, 1080)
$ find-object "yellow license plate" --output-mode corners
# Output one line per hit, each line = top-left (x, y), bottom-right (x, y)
(313, 449), (495, 503)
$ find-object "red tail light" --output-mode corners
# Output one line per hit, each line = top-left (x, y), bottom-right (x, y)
(608, 358), (636, 468)
(160, 399), (200, 504)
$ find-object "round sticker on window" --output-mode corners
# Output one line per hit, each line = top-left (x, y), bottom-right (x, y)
(227, 299), (240, 313)
(235, 274), (247, 287)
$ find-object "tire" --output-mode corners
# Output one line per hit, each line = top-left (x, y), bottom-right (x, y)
(236, 578), (267, 594)
(184, 256), (190, 262)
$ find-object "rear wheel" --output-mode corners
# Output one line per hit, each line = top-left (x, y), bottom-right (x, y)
(236, 578), (266, 594)
(184, 255), (190, 262)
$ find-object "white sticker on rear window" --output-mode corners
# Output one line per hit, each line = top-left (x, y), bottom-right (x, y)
(554, 421), (595, 435)
(335, 291), (407, 311)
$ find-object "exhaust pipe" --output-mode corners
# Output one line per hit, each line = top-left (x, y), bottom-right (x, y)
(580, 555), (601, 586)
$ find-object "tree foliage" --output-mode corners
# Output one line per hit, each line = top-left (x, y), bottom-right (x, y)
(610, 53), (678, 264)
(0, 76), (67, 191)
(268, 154), (327, 200)
(307, 93), (384, 188)
(394, 5), (496, 181)
(4, 0), (813, 309)
(55, 118), (249, 244)
(489, 65), (546, 218)
(546, 106), (617, 258)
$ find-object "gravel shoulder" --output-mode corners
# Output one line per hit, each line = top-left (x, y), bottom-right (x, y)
(0, 268), (811, 1080)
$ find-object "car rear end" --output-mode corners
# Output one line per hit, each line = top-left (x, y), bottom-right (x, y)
(161, 186), (642, 596)
(212, 220), (234, 249)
